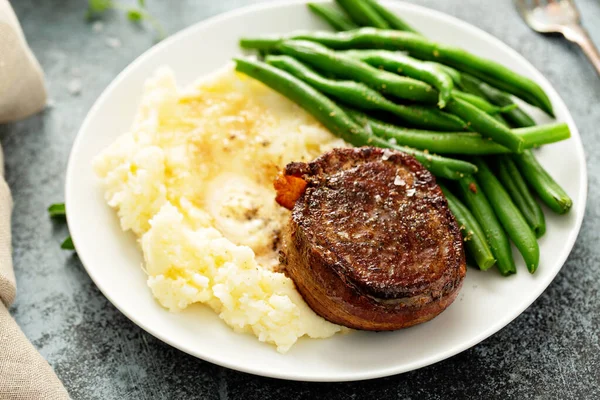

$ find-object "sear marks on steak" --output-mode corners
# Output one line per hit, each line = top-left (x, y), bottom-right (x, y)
(277, 147), (466, 331)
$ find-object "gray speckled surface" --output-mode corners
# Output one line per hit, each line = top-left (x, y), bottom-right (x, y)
(2, 0), (600, 398)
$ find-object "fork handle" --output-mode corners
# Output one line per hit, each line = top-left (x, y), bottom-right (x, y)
(562, 24), (600, 76)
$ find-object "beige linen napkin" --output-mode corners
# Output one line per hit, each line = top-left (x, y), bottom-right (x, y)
(0, 0), (70, 398)
(0, 0), (46, 123)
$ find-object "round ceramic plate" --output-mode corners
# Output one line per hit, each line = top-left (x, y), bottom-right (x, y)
(65, 0), (587, 382)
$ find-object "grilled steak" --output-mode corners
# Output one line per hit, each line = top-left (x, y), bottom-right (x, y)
(276, 147), (466, 331)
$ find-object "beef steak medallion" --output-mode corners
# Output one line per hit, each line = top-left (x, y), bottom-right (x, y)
(275, 147), (466, 331)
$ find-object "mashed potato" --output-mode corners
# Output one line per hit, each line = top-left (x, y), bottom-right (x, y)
(93, 65), (346, 352)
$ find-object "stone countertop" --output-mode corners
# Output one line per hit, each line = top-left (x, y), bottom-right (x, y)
(3, 0), (599, 398)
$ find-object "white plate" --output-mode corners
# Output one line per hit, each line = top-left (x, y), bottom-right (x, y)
(65, 0), (587, 382)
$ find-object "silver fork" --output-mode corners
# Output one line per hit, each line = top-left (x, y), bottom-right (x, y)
(515, 0), (600, 75)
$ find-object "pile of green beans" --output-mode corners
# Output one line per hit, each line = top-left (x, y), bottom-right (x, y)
(460, 73), (537, 128)
(265, 54), (466, 131)
(345, 108), (569, 155)
(493, 156), (546, 237)
(456, 175), (517, 276)
(240, 28), (554, 116)
(474, 158), (540, 273)
(277, 40), (527, 152)
(278, 40), (439, 104)
(234, 0), (574, 276)
(341, 49), (454, 107)
(439, 184), (495, 271)
(234, 57), (476, 179)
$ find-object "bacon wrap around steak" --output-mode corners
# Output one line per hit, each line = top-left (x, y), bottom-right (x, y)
(277, 147), (466, 331)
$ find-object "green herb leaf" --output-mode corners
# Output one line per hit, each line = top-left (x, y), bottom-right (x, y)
(88, 0), (114, 14)
(61, 237), (75, 250)
(127, 9), (143, 22)
(48, 203), (66, 218)
(85, 0), (166, 40)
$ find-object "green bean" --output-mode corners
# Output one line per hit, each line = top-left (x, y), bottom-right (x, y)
(502, 103), (536, 129)
(458, 70), (489, 101)
(473, 158), (539, 273)
(439, 183), (495, 270)
(344, 50), (509, 114)
(307, 3), (358, 31)
(463, 80), (524, 128)
(429, 62), (462, 86)
(372, 138), (478, 179)
(461, 73), (492, 96)
(456, 176), (516, 275)
(265, 55), (466, 131)
(468, 72), (549, 116)
(345, 109), (570, 154)
(363, 0), (419, 33)
(515, 123), (570, 147)
(470, 74), (573, 214)
(461, 74), (536, 128)
(451, 90), (516, 115)
(239, 28), (554, 116)
(335, 0), (390, 29)
(342, 49), (454, 108)
(278, 40), (438, 104)
(233, 57), (476, 179)
(493, 156), (546, 237)
(445, 98), (524, 153)
(504, 108), (536, 130)
(513, 150), (573, 214)
(493, 113), (510, 127)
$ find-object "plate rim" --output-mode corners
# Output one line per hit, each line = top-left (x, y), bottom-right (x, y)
(65, 0), (588, 382)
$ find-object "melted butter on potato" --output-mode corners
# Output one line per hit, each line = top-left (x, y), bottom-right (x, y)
(204, 172), (287, 270)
